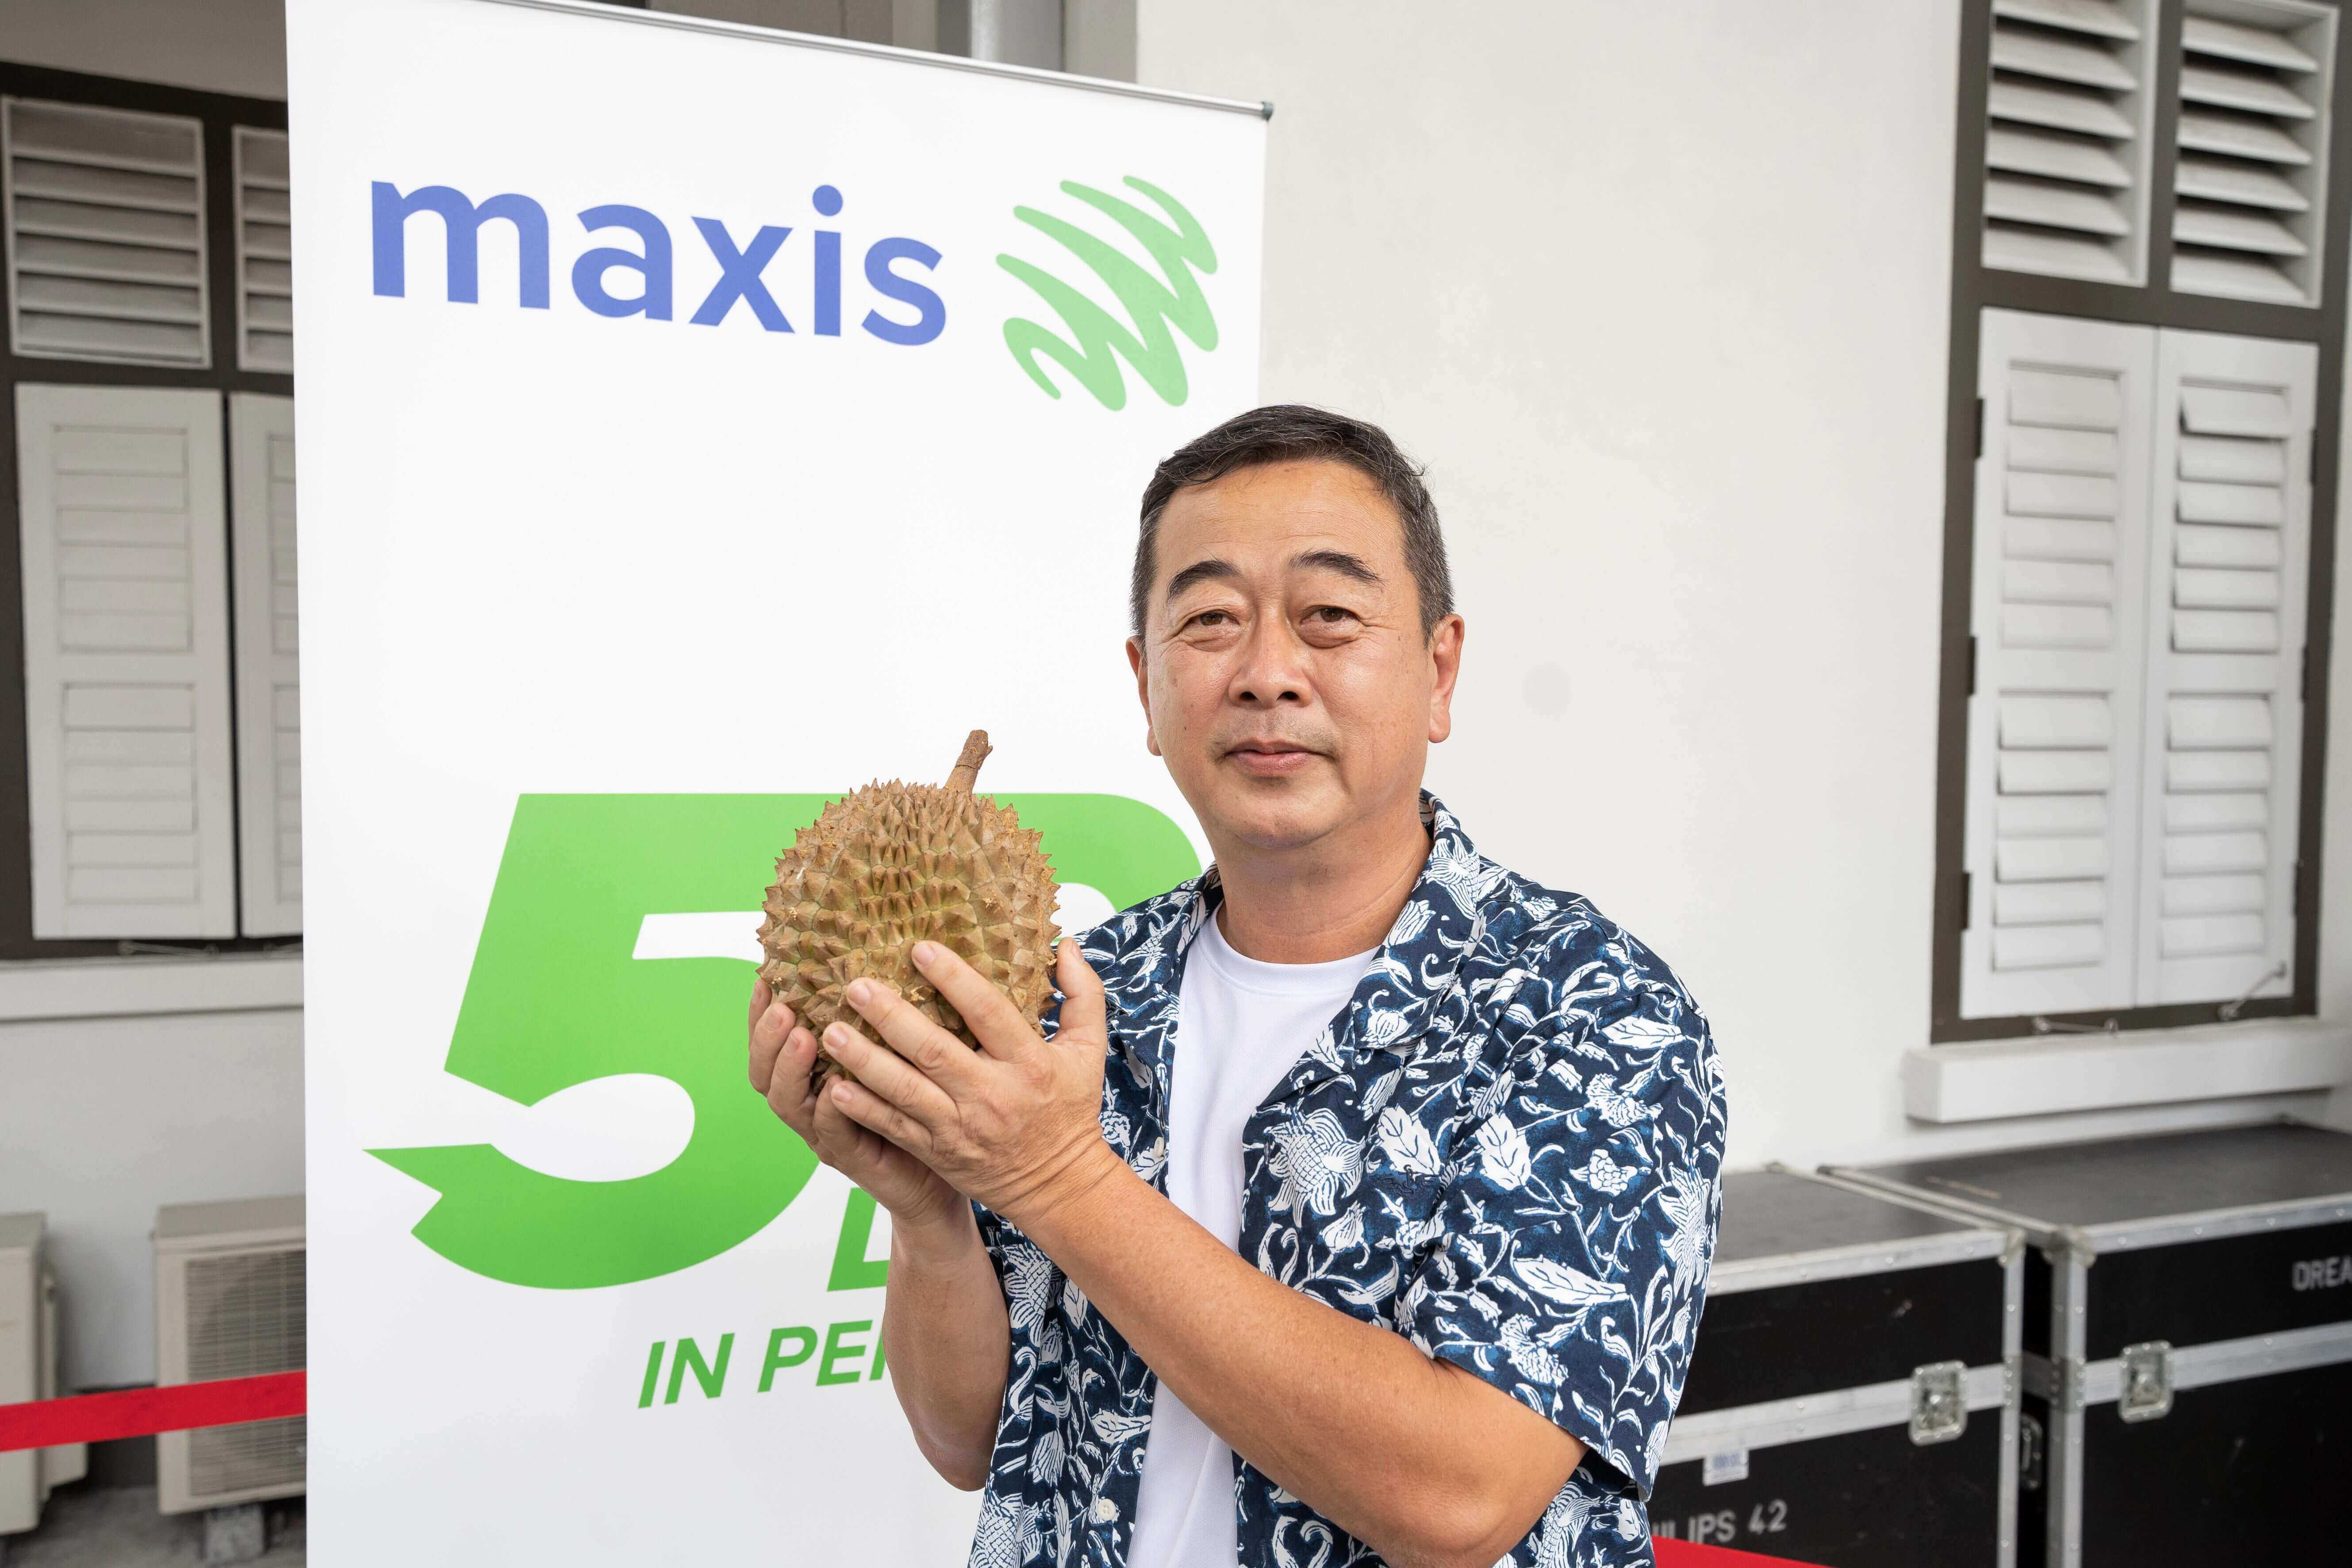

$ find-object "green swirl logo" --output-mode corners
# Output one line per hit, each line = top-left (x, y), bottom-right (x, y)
(998, 176), (1218, 410)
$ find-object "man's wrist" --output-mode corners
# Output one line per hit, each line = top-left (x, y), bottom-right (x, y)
(890, 1195), (982, 1269)
(1001, 1139), (1136, 1251)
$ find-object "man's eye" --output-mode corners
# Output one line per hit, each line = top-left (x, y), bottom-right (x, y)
(1188, 609), (1235, 629)
(1307, 606), (1356, 625)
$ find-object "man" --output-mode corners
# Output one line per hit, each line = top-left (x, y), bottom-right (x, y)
(749, 405), (1724, 1568)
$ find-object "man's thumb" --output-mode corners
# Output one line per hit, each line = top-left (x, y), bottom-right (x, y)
(1055, 938), (1109, 1047)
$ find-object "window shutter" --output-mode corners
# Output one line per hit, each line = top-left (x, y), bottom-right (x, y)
(1983, 0), (2157, 285)
(228, 394), (300, 936)
(1964, 309), (2156, 1019)
(232, 129), (292, 374)
(2, 98), (209, 367)
(2170, 2), (2337, 307)
(14, 385), (235, 938)
(2133, 329), (2314, 1005)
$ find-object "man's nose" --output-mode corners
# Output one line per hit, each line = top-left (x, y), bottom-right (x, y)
(1230, 621), (1308, 706)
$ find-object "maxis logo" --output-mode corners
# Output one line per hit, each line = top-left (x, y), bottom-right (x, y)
(369, 792), (1199, 1289)
(369, 180), (945, 344)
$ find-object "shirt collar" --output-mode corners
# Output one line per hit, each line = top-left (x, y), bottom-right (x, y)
(1130, 790), (1493, 1073)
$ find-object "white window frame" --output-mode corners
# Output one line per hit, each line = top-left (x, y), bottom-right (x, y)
(1959, 309), (2318, 1024)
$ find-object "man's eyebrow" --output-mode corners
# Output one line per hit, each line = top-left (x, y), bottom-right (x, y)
(1162, 549), (1382, 605)
(1293, 548), (1381, 584)
(1163, 556), (1241, 602)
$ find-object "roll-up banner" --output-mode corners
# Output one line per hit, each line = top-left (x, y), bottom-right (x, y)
(287, 0), (1266, 1556)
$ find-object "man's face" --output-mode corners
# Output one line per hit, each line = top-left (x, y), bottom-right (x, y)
(1128, 458), (1464, 855)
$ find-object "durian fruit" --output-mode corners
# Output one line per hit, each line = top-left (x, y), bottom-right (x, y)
(758, 730), (1061, 1085)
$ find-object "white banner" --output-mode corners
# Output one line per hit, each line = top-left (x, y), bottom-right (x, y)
(288, 0), (1264, 1558)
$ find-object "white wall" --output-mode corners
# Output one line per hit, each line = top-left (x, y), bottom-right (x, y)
(1063, 0), (1135, 81)
(1136, 0), (2349, 1167)
(0, 1009), (303, 1389)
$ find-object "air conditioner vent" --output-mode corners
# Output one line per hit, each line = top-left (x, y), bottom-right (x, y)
(183, 1248), (305, 1499)
(2171, 1), (2337, 307)
(1984, 0), (2157, 284)
(2, 1213), (83, 1535)
(154, 1196), (305, 1513)
(233, 128), (292, 373)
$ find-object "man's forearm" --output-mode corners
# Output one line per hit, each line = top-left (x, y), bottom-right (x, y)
(1017, 1154), (1579, 1568)
(879, 1204), (1010, 1491)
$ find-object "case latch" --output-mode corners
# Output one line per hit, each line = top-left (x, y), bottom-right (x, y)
(1909, 1360), (1968, 1445)
(2118, 1341), (2173, 1423)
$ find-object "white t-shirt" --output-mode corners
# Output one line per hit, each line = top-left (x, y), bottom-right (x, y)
(1128, 912), (1377, 1568)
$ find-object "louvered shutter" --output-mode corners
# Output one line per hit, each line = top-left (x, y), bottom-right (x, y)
(1963, 309), (2155, 1019)
(2133, 329), (2314, 1005)
(228, 394), (300, 936)
(1983, 0), (2157, 285)
(14, 385), (235, 938)
(232, 129), (292, 374)
(2171, 2), (2337, 306)
(2, 99), (209, 367)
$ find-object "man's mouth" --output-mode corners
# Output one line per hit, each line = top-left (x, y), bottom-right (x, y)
(1225, 740), (1321, 776)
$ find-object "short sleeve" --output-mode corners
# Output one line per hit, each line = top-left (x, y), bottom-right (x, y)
(972, 1197), (1016, 1275)
(972, 1200), (1059, 1339)
(1401, 964), (1725, 1496)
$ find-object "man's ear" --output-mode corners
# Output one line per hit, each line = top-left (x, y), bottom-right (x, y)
(1427, 614), (1465, 745)
(1127, 635), (1162, 756)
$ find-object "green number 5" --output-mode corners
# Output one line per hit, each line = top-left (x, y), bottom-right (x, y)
(371, 792), (1197, 1288)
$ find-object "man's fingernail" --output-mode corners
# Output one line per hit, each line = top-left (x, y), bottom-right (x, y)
(913, 941), (940, 965)
(847, 978), (872, 1005)
(825, 1023), (849, 1048)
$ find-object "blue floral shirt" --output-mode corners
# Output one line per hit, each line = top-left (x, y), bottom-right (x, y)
(968, 794), (1725, 1568)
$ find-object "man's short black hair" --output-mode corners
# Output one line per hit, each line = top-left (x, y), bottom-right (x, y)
(1132, 404), (1454, 639)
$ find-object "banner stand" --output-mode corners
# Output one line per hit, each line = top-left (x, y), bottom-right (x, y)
(291, 0), (1265, 1559)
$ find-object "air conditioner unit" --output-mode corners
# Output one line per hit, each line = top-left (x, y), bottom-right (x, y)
(1, 1211), (88, 1537)
(154, 1197), (305, 1514)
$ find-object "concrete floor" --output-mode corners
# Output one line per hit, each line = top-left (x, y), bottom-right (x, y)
(2, 1487), (304, 1567)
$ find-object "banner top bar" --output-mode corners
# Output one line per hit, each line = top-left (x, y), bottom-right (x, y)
(472, 0), (1275, 120)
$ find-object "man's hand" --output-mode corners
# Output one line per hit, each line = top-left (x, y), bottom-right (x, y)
(748, 979), (965, 1238)
(818, 939), (1121, 1229)
(752, 974), (1015, 1492)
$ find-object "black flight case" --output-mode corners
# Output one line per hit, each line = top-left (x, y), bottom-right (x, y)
(1828, 1118), (2352, 1568)
(1650, 1165), (2022, 1566)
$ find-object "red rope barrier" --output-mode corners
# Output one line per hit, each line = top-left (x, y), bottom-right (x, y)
(1, 1376), (1814, 1567)
(0, 1372), (305, 1453)
(1654, 1540), (1815, 1566)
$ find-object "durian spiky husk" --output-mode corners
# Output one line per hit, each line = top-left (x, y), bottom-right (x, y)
(757, 731), (1060, 1083)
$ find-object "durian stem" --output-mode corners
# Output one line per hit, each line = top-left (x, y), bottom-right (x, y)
(946, 730), (993, 794)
